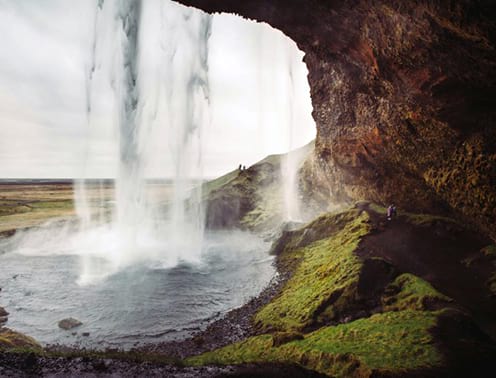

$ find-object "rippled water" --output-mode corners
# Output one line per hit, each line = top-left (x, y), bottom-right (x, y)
(0, 230), (274, 349)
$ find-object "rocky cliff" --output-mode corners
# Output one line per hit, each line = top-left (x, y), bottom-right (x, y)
(178, 0), (496, 239)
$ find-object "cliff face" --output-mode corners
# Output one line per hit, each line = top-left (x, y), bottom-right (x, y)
(179, 0), (496, 238)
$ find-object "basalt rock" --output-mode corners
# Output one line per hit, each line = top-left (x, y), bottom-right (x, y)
(178, 0), (496, 240)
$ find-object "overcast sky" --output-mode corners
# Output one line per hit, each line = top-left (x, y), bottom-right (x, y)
(0, 0), (315, 179)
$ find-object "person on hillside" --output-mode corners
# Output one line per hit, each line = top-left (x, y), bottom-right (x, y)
(387, 204), (397, 221)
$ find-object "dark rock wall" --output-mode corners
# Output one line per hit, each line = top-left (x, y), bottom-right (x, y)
(178, 0), (496, 239)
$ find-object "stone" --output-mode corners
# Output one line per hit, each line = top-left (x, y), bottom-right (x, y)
(0, 307), (9, 317)
(58, 318), (83, 330)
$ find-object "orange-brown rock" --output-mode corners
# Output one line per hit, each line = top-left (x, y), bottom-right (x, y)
(179, 0), (496, 239)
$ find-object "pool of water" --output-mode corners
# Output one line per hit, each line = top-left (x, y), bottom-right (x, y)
(0, 229), (275, 349)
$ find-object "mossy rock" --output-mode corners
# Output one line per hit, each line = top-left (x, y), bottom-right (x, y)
(186, 310), (442, 377)
(0, 328), (42, 353)
(256, 210), (372, 332)
(382, 273), (452, 311)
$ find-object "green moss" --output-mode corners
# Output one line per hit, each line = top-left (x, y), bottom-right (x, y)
(255, 210), (371, 331)
(0, 328), (43, 353)
(294, 310), (441, 372)
(271, 208), (365, 256)
(382, 273), (452, 311)
(187, 310), (441, 377)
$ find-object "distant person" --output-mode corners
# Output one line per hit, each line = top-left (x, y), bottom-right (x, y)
(238, 164), (242, 171)
(242, 165), (246, 171)
(387, 204), (397, 221)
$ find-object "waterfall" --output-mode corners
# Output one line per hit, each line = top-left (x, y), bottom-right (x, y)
(281, 44), (300, 222)
(75, 0), (212, 284)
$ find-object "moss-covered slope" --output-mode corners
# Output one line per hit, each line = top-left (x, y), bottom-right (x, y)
(186, 206), (496, 377)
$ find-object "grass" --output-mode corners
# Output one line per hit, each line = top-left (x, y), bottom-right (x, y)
(0, 184), (78, 234)
(255, 210), (371, 331)
(382, 273), (452, 311)
(186, 310), (442, 377)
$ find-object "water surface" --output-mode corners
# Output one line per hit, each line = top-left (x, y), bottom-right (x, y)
(0, 230), (274, 349)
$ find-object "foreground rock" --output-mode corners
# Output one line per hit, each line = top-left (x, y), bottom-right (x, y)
(58, 318), (82, 330)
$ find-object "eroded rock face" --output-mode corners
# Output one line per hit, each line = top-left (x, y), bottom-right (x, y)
(178, 0), (496, 239)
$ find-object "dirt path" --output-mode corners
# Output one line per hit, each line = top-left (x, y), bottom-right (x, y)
(356, 203), (496, 341)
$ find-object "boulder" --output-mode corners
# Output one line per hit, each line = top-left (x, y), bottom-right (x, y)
(58, 318), (82, 330)
(0, 307), (8, 317)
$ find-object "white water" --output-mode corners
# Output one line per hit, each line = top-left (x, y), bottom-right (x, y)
(281, 44), (302, 222)
(75, 0), (212, 284)
(70, 1), (314, 284)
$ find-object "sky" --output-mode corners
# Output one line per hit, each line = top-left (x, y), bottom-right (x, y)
(0, 0), (316, 179)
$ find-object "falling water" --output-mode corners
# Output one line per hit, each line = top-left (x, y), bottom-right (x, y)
(76, 0), (212, 284)
(281, 45), (301, 222)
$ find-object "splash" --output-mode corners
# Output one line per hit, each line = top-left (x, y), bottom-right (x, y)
(76, 0), (212, 284)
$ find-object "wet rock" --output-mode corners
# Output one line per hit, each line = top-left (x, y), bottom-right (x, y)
(0, 306), (9, 317)
(58, 318), (82, 330)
